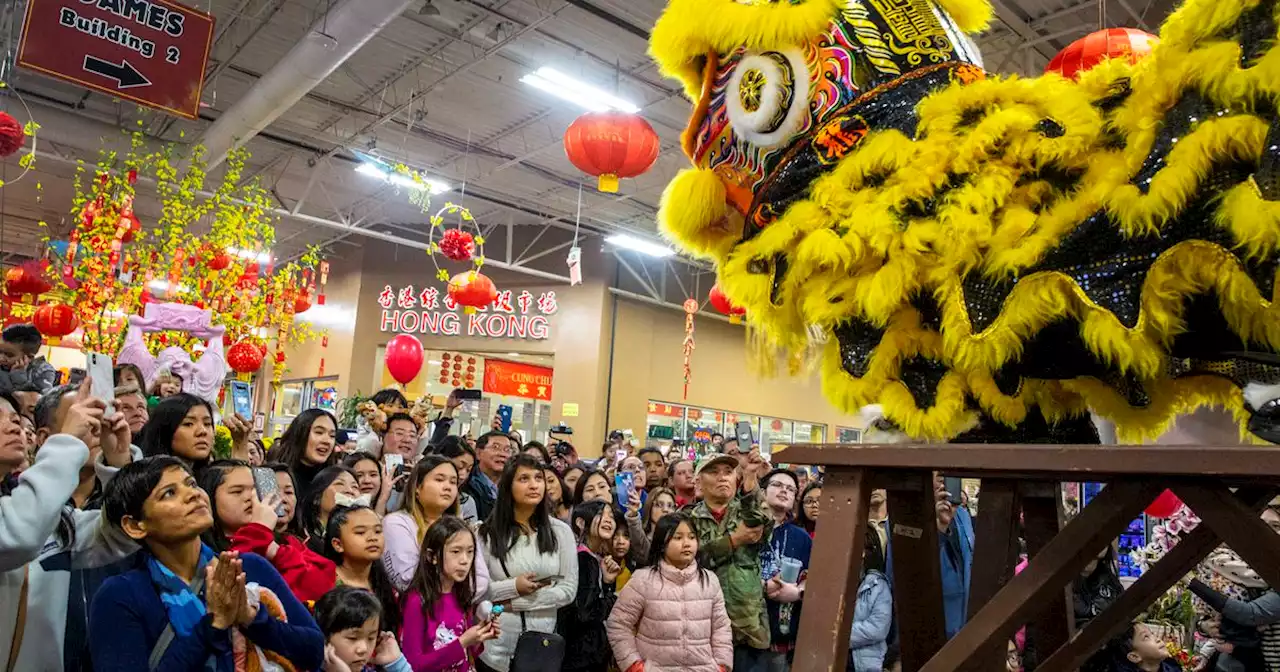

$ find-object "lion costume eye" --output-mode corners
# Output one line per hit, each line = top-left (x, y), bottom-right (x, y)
(725, 49), (810, 148)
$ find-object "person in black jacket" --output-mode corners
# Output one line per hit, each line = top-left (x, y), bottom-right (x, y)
(559, 499), (621, 672)
(462, 431), (511, 522)
(1075, 545), (1122, 629)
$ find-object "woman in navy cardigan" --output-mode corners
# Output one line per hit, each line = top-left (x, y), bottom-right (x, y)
(89, 456), (324, 671)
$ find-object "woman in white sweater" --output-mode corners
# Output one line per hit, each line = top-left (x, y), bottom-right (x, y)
(477, 454), (578, 672)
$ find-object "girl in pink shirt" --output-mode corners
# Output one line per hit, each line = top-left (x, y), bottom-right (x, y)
(400, 517), (501, 672)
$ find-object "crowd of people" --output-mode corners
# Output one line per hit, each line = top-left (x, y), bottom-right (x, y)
(0, 321), (1266, 672)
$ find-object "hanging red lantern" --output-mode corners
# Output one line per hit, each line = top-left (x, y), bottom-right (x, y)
(0, 112), (23, 158)
(1144, 490), (1183, 518)
(227, 341), (266, 375)
(708, 283), (746, 323)
(208, 250), (231, 271)
(1046, 28), (1159, 80)
(447, 271), (498, 313)
(294, 293), (312, 314)
(33, 303), (78, 337)
(117, 212), (142, 243)
(439, 229), (475, 262)
(563, 111), (660, 193)
(5, 262), (52, 297)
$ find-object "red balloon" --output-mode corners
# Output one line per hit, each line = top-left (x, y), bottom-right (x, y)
(385, 334), (424, 385)
(1144, 489), (1183, 518)
(1046, 28), (1158, 80)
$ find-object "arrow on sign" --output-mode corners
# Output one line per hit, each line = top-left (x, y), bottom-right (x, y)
(82, 55), (150, 89)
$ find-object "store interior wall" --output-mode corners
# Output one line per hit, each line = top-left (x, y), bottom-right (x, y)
(282, 247), (366, 396)
(605, 297), (858, 446)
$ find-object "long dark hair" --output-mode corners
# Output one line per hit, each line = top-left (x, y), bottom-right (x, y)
(397, 455), (461, 546)
(342, 451), (382, 496)
(272, 409), (338, 472)
(569, 500), (612, 549)
(298, 465), (356, 543)
(480, 454), (558, 562)
(322, 504), (401, 634)
(797, 482), (822, 535)
(198, 459), (254, 552)
(645, 512), (710, 587)
(406, 517), (476, 621)
(571, 468), (610, 507)
(265, 461), (303, 538)
(140, 393), (215, 470)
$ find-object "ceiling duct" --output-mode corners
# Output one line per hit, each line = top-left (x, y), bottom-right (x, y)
(198, 0), (417, 167)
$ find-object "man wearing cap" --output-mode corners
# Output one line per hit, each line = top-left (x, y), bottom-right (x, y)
(722, 436), (768, 495)
(688, 453), (774, 672)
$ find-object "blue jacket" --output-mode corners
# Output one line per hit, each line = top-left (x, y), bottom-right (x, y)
(848, 571), (892, 672)
(940, 507), (974, 639)
(88, 552), (324, 671)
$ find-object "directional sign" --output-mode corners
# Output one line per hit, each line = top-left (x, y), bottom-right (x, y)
(17, 0), (215, 120)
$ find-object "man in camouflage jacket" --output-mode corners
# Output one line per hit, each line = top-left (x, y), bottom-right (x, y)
(688, 453), (775, 671)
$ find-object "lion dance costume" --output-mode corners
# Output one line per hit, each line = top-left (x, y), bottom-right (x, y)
(650, 0), (1280, 444)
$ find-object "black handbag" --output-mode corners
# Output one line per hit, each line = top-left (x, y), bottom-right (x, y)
(497, 555), (566, 672)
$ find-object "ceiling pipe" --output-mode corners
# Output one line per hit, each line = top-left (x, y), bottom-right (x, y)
(198, 0), (417, 168)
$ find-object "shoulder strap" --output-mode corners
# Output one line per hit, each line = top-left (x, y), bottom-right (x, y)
(495, 554), (528, 634)
(6, 566), (28, 672)
(148, 570), (207, 671)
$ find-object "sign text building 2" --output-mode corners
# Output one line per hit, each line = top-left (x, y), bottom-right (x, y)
(378, 285), (557, 340)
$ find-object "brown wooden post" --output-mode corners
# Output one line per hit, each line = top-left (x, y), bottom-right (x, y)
(1174, 484), (1280, 591)
(1020, 482), (1073, 670)
(963, 478), (1021, 671)
(792, 466), (871, 672)
(886, 470), (946, 672)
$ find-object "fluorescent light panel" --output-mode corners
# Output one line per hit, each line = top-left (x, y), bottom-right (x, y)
(519, 67), (640, 114)
(356, 162), (450, 195)
(606, 233), (674, 258)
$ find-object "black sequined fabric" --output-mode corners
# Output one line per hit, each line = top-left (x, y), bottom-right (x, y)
(953, 408), (1101, 445)
(834, 318), (885, 378)
(1231, 0), (1278, 67)
(1133, 93), (1217, 194)
(1258, 117), (1280, 200)
(900, 357), (949, 409)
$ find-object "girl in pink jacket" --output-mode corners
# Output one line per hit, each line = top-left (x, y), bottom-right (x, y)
(606, 512), (733, 672)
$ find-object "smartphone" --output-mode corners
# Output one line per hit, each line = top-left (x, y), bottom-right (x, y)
(252, 466), (286, 517)
(85, 353), (116, 418)
(736, 420), (754, 447)
(614, 448), (627, 466)
(456, 388), (483, 401)
(496, 404), (513, 433)
(615, 471), (634, 509)
(384, 453), (405, 478)
(943, 476), (964, 505)
(231, 380), (252, 419)
(533, 574), (562, 585)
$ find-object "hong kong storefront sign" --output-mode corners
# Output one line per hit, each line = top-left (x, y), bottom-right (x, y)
(378, 284), (558, 340)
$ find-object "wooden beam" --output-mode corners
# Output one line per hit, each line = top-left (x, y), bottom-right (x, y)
(920, 481), (1163, 672)
(1036, 487), (1278, 672)
(774, 444), (1280, 480)
(792, 466), (871, 672)
(1174, 484), (1280, 592)
(964, 479), (1021, 671)
(887, 472), (947, 671)
(1020, 484), (1073, 670)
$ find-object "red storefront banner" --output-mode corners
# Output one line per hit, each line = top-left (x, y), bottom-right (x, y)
(483, 359), (553, 400)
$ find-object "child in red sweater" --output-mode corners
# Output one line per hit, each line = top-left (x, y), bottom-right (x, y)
(400, 517), (500, 671)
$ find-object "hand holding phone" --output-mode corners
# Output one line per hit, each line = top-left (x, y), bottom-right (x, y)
(85, 353), (116, 419)
(615, 472), (634, 509)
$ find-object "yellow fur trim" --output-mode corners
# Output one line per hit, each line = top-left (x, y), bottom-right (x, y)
(657, 168), (740, 263)
(934, 0), (994, 34)
(649, 0), (841, 98)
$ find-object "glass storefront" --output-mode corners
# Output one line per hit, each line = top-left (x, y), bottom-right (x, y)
(644, 400), (826, 455)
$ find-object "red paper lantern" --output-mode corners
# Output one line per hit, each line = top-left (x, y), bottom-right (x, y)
(442, 353), (452, 361)
(117, 212), (142, 243)
(467, 357), (475, 364)
(1046, 28), (1158, 80)
(5, 263), (52, 297)
(439, 229), (475, 262)
(294, 294), (312, 314)
(0, 112), (23, 158)
(708, 283), (746, 318)
(227, 341), (266, 374)
(1144, 490), (1183, 518)
(385, 334), (425, 385)
(447, 271), (498, 311)
(563, 111), (660, 193)
(33, 303), (78, 337)
(208, 251), (231, 271)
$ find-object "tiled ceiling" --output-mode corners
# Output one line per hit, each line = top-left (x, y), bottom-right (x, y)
(0, 0), (1183, 266)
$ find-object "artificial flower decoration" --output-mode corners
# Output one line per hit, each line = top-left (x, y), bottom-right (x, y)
(0, 111), (24, 158)
(439, 228), (475, 262)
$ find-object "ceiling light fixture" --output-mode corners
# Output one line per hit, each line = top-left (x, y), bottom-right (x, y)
(606, 233), (675, 258)
(486, 21), (506, 40)
(356, 161), (450, 195)
(227, 246), (272, 262)
(418, 0), (440, 16)
(519, 67), (641, 113)
(506, 352), (520, 357)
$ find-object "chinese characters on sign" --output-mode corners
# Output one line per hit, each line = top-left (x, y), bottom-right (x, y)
(378, 285), (558, 340)
(483, 359), (554, 400)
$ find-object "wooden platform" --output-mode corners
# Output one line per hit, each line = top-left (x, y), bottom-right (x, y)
(775, 442), (1280, 672)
